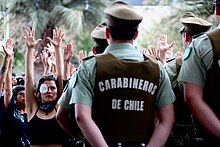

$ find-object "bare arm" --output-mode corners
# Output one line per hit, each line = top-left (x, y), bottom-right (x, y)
(22, 27), (41, 119)
(157, 34), (175, 64)
(56, 107), (75, 138)
(184, 83), (220, 138)
(47, 28), (64, 99)
(147, 103), (174, 147)
(0, 38), (14, 94)
(3, 38), (14, 109)
(75, 104), (108, 147)
(63, 42), (73, 80)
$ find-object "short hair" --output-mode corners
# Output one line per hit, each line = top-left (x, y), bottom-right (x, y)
(108, 25), (137, 40)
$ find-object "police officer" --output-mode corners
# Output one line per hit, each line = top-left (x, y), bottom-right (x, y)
(70, 1), (175, 147)
(90, 21), (108, 55)
(177, 0), (220, 145)
(165, 12), (212, 146)
(56, 21), (109, 146)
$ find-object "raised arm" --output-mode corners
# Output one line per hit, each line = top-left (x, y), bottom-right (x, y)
(22, 27), (41, 118)
(63, 42), (73, 80)
(157, 34), (175, 64)
(47, 28), (64, 99)
(2, 38), (14, 109)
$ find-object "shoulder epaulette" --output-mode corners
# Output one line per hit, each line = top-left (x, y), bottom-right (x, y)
(166, 57), (175, 63)
(82, 55), (95, 61)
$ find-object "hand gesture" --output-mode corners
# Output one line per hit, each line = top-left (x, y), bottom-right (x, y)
(157, 34), (175, 55)
(22, 27), (41, 49)
(50, 52), (56, 67)
(44, 43), (55, 54)
(138, 48), (148, 56)
(32, 49), (40, 63)
(64, 42), (74, 62)
(77, 50), (87, 64)
(176, 47), (185, 57)
(47, 27), (64, 49)
(2, 37), (14, 57)
(147, 46), (159, 58)
(40, 49), (49, 66)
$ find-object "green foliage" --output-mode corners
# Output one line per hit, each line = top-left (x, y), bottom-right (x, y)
(138, 0), (215, 54)
(75, 29), (93, 54)
(13, 47), (25, 75)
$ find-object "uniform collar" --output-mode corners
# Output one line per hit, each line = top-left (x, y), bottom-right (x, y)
(104, 43), (136, 53)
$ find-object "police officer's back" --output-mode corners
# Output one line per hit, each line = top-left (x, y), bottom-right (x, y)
(71, 1), (175, 146)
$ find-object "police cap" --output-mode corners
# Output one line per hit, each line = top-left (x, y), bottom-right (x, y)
(104, 1), (143, 28)
(180, 12), (212, 36)
(214, 0), (220, 4)
(90, 21), (108, 47)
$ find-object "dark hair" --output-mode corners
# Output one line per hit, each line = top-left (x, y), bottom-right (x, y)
(35, 75), (57, 102)
(16, 76), (25, 86)
(12, 85), (25, 101)
(95, 46), (106, 54)
(108, 25), (137, 40)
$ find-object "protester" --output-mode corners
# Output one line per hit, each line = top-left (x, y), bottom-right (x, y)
(23, 27), (70, 147)
(1, 37), (30, 147)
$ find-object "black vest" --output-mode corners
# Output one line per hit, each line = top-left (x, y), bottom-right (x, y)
(205, 29), (220, 119)
(93, 53), (159, 143)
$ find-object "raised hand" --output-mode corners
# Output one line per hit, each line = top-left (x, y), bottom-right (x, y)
(64, 42), (74, 62)
(44, 42), (55, 54)
(147, 46), (159, 58)
(176, 47), (185, 57)
(40, 49), (49, 65)
(22, 27), (41, 49)
(77, 50), (87, 64)
(32, 49), (40, 63)
(157, 34), (175, 54)
(2, 37), (14, 57)
(47, 27), (64, 49)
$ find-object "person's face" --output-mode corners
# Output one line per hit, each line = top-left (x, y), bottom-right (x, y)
(16, 90), (25, 106)
(40, 80), (57, 103)
(12, 77), (17, 86)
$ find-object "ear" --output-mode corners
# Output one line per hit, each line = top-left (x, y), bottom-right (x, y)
(92, 46), (97, 55)
(106, 27), (110, 39)
(134, 31), (139, 40)
(185, 32), (191, 42)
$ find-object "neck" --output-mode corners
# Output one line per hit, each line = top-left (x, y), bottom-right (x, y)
(109, 39), (133, 44)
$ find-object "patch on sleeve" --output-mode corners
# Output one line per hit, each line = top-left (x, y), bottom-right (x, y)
(182, 47), (192, 61)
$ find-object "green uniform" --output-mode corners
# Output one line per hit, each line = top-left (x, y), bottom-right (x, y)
(178, 34), (213, 86)
(69, 43), (175, 108)
(57, 73), (77, 110)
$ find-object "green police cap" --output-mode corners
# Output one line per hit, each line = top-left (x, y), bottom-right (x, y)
(180, 12), (212, 36)
(90, 21), (108, 47)
(104, 1), (143, 28)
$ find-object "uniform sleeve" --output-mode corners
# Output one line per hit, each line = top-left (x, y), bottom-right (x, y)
(155, 62), (176, 108)
(57, 75), (75, 110)
(69, 57), (96, 107)
(178, 34), (213, 87)
(164, 59), (178, 89)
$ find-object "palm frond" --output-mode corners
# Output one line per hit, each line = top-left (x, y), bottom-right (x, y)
(50, 5), (84, 34)
(30, 9), (50, 38)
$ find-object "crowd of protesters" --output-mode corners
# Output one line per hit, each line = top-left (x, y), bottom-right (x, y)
(0, 0), (220, 147)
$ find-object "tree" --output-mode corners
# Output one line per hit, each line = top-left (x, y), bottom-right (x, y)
(138, 0), (215, 54)
(3, 0), (111, 80)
